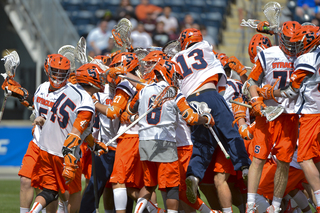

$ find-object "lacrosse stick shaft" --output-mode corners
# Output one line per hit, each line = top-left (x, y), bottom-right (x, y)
(0, 94), (8, 123)
(208, 127), (230, 159)
(105, 106), (154, 146)
(118, 75), (147, 86)
(229, 100), (252, 108)
(91, 152), (100, 213)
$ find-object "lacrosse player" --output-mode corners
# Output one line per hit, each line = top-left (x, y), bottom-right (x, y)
(244, 21), (301, 213)
(171, 28), (251, 213)
(28, 63), (108, 213)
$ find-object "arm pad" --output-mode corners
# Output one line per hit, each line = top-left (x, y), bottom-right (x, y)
(280, 85), (298, 98)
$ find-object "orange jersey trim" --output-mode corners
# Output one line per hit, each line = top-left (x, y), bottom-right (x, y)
(74, 111), (93, 134)
(195, 74), (219, 92)
(248, 59), (263, 81)
(291, 69), (313, 89)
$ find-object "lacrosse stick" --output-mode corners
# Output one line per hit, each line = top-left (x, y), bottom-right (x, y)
(118, 75), (148, 86)
(162, 40), (181, 58)
(112, 18), (133, 52)
(75, 37), (88, 65)
(188, 101), (230, 159)
(263, 2), (281, 33)
(0, 51), (20, 123)
(229, 99), (284, 122)
(240, 19), (261, 28)
(105, 86), (178, 146)
(133, 48), (149, 77)
(58, 45), (76, 72)
(91, 152), (100, 213)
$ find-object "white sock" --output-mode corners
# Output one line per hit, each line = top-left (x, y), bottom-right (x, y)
(113, 188), (127, 210)
(222, 207), (232, 213)
(167, 210), (178, 213)
(57, 200), (68, 213)
(134, 198), (148, 213)
(198, 203), (212, 213)
(147, 201), (158, 213)
(272, 196), (282, 211)
(105, 210), (114, 213)
(20, 207), (29, 213)
(314, 189), (320, 207)
(247, 193), (256, 204)
(293, 190), (310, 210)
(41, 208), (46, 213)
(29, 202), (43, 213)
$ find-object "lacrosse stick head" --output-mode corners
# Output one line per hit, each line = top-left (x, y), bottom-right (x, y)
(58, 45), (76, 72)
(263, 2), (281, 33)
(45, 54), (71, 89)
(248, 34), (272, 63)
(153, 85), (178, 108)
(262, 105), (284, 121)
(75, 37), (88, 65)
(240, 19), (261, 28)
(179, 28), (203, 50)
(133, 47), (149, 77)
(188, 101), (211, 114)
(152, 59), (183, 87)
(76, 63), (107, 92)
(1, 50), (20, 78)
(162, 40), (181, 58)
(279, 21), (301, 57)
(112, 18), (132, 51)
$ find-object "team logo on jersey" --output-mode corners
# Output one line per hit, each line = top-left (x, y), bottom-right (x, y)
(254, 145), (261, 154)
(80, 120), (88, 129)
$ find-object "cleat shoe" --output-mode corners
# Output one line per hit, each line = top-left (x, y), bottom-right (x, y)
(266, 205), (281, 213)
(185, 175), (199, 204)
(246, 203), (256, 213)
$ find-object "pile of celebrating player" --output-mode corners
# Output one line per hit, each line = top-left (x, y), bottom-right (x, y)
(2, 19), (320, 213)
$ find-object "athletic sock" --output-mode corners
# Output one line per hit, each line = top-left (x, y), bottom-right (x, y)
(41, 208), (46, 213)
(20, 207), (29, 213)
(113, 188), (127, 210)
(247, 193), (256, 204)
(29, 202), (43, 213)
(222, 207), (233, 213)
(134, 198), (148, 213)
(167, 210), (178, 213)
(272, 196), (282, 212)
(314, 189), (320, 207)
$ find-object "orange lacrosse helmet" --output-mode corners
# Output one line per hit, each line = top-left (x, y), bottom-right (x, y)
(152, 59), (183, 86)
(179, 28), (203, 50)
(44, 54), (71, 89)
(109, 52), (139, 74)
(76, 63), (107, 92)
(290, 25), (320, 57)
(279, 21), (301, 57)
(142, 51), (170, 79)
(248, 34), (272, 63)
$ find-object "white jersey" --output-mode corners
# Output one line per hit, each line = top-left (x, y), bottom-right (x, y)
(38, 84), (95, 157)
(94, 84), (120, 148)
(176, 116), (193, 147)
(32, 82), (66, 146)
(257, 46), (296, 113)
(116, 80), (139, 135)
(172, 40), (226, 97)
(223, 79), (250, 124)
(293, 47), (320, 114)
(138, 81), (184, 142)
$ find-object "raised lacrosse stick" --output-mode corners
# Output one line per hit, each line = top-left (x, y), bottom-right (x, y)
(133, 47), (149, 77)
(112, 18), (133, 52)
(0, 51), (20, 123)
(188, 101), (230, 159)
(105, 86), (178, 146)
(118, 75), (148, 86)
(75, 37), (88, 65)
(240, 19), (261, 28)
(58, 45), (76, 72)
(162, 40), (181, 58)
(229, 99), (284, 122)
(263, 2), (281, 33)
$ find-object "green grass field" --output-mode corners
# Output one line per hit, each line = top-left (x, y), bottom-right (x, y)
(0, 179), (238, 213)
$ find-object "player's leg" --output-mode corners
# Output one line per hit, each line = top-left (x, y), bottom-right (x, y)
(214, 172), (232, 213)
(288, 189), (312, 213)
(20, 176), (34, 212)
(103, 186), (114, 213)
(57, 191), (69, 213)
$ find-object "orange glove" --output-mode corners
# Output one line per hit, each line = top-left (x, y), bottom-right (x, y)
(6, 85), (29, 100)
(107, 67), (127, 79)
(231, 97), (247, 127)
(228, 56), (247, 76)
(201, 112), (215, 128)
(257, 78), (280, 103)
(62, 158), (78, 185)
(250, 96), (266, 117)
(1, 77), (21, 90)
(90, 141), (108, 156)
(256, 21), (274, 35)
(120, 111), (132, 124)
(239, 124), (254, 140)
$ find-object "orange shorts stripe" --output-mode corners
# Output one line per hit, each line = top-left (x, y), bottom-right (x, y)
(253, 114), (298, 162)
(297, 114), (320, 162)
(18, 141), (40, 178)
(142, 160), (181, 190)
(110, 134), (144, 188)
(80, 142), (92, 180)
(31, 150), (82, 194)
(178, 145), (193, 191)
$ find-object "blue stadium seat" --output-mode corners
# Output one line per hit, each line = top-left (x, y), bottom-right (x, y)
(74, 10), (95, 25)
(205, 0), (228, 15)
(61, 0), (83, 12)
(76, 24), (96, 37)
(150, 0), (165, 7)
(202, 12), (223, 29)
(102, 0), (120, 7)
(187, 12), (202, 24)
(130, 0), (140, 7)
(206, 26), (220, 45)
(82, 0), (102, 12)
(184, 0), (206, 13)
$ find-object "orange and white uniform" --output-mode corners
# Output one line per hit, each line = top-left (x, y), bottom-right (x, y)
(31, 83), (95, 194)
(248, 46), (299, 162)
(109, 80), (144, 188)
(291, 47), (320, 162)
